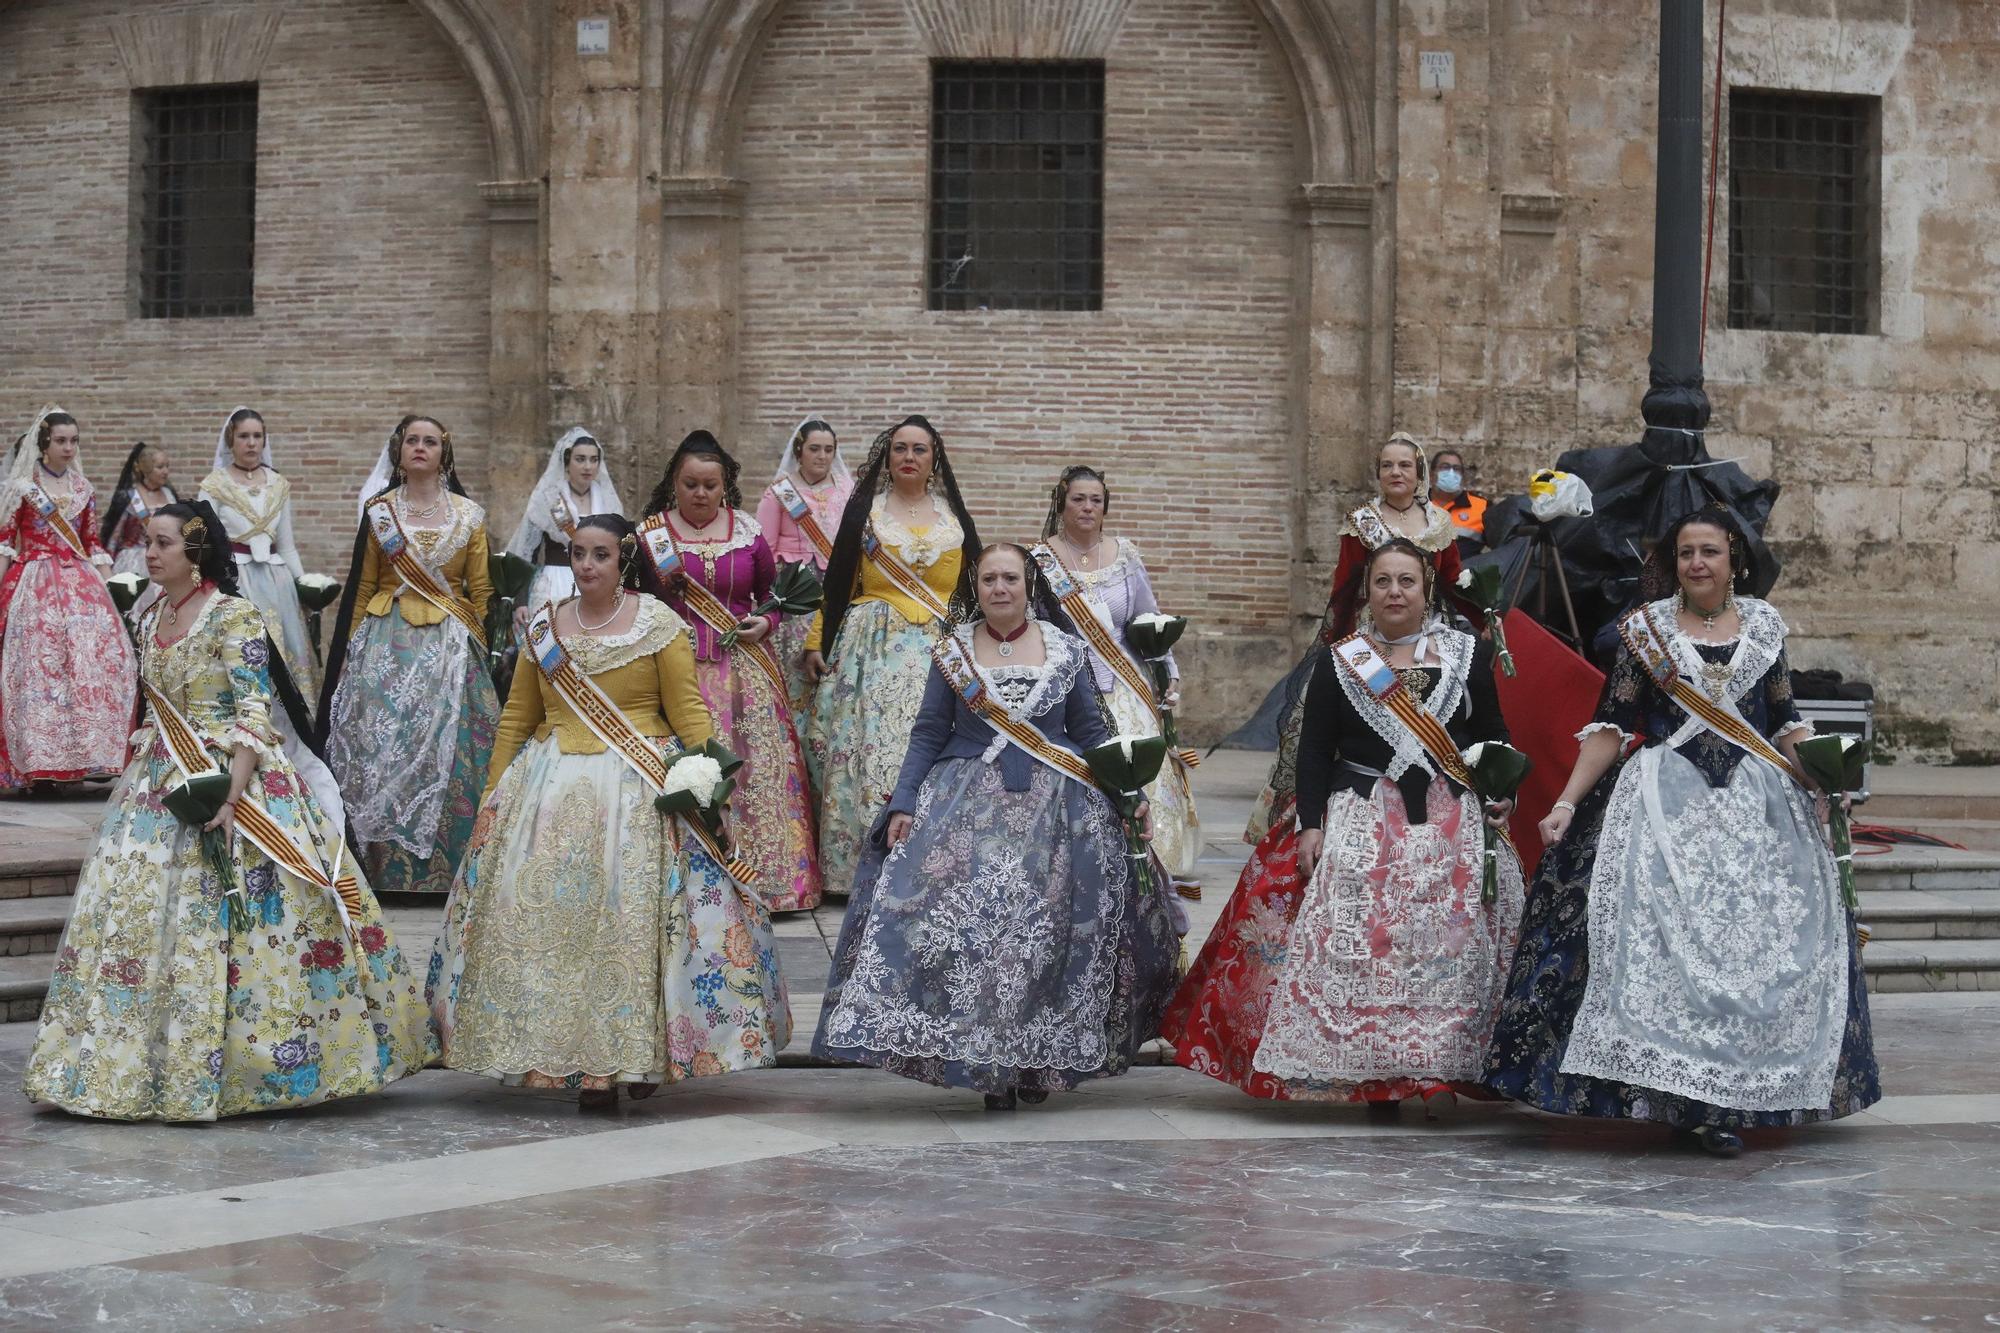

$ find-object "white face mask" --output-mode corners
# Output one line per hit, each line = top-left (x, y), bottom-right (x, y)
(1435, 467), (1464, 493)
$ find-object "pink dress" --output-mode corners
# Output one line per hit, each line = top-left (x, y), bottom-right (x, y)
(0, 468), (139, 788)
(755, 473), (853, 706)
(656, 508), (826, 912)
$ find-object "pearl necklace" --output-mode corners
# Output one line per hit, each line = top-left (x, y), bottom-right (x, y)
(576, 587), (626, 633)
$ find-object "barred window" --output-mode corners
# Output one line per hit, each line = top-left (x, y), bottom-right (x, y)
(928, 61), (1104, 312)
(135, 85), (258, 319)
(1727, 90), (1879, 335)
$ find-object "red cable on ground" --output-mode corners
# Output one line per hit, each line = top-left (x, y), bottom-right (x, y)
(1699, 0), (1727, 358)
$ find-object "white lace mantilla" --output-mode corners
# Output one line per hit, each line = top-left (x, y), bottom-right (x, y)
(1558, 739), (1849, 1110)
(1329, 627), (1475, 781)
(871, 495), (962, 569)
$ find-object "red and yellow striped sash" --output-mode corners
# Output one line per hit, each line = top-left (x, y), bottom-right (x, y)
(637, 514), (791, 702)
(364, 496), (487, 648)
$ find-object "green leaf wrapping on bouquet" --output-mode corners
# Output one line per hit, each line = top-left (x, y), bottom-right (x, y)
(1085, 734), (1169, 795)
(695, 736), (746, 782)
(1794, 734), (1867, 912)
(721, 561), (824, 648)
(293, 576), (344, 613)
(1453, 563), (1517, 677)
(1124, 613), (1187, 661)
(104, 573), (150, 616)
(161, 771), (238, 900)
(1460, 741), (1533, 905)
(162, 771), (235, 827)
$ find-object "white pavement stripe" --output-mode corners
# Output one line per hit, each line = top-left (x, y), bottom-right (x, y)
(5, 1091), (1997, 1281)
(0, 1114), (833, 1281)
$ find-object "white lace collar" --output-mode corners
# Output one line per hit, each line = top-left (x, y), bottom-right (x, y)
(662, 507), (762, 560)
(385, 490), (484, 568)
(952, 621), (1085, 723)
(559, 595), (689, 675)
(1346, 500), (1456, 553)
(1649, 595), (1786, 705)
(1329, 626), (1476, 780)
(871, 494), (962, 569)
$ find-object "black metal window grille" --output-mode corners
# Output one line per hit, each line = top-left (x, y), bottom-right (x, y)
(1727, 90), (1878, 334)
(928, 61), (1104, 312)
(136, 84), (257, 319)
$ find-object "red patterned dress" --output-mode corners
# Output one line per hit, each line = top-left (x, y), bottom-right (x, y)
(0, 467), (138, 788)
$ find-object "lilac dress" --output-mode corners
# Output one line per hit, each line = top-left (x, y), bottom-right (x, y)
(656, 509), (825, 911)
(1049, 537), (1202, 880)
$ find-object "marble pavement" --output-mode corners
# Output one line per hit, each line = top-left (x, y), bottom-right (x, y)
(3, 754), (1999, 1329)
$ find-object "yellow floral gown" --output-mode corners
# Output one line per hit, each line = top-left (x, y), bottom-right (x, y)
(428, 595), (792, 1089)
(24, 595), (436, 1121)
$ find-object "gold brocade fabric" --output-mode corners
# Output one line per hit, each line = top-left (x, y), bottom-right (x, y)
(25, 595), (436, 1120)
(353, 491), (492, 628)
(484, 598), (714, 792)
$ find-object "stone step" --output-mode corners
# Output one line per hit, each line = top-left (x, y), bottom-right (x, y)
(0, 895), (69, 956)
(1854, 850), (2000, 894)
(1860, 940), (2000, 993)
(1857, 889), (2000, 940)
(1864, 791), (2000, 823)
(0, 858), (80, 902)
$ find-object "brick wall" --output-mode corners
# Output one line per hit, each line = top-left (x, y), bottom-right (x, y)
(731, 0), (1305, 727)
(0, 0), (493, 579)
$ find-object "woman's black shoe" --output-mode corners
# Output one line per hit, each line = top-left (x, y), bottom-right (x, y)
(1018, 1088), (1049, 1105)
(1676, 1126), (1743, 1157)
(983, 1090), (1017, 1111)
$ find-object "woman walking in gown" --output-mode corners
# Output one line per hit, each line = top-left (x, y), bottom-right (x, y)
(1029, 465), (1202, 887)
(198, 408), (319, 699)
(814, 544), (1179, 1110)
(1484, 509), (1879, 1156)
(25, 501), (434, 1121)
(319, 414), (498, 895)
(100, 441), (178, 577)
(1163, 540), (1524, 1106)
(0, 407), (136, 791)
(638, 431), (825, 911)
(803, 415), (981, 895)
(430, 514), (789, 1107)
(754, 416), (853, 705)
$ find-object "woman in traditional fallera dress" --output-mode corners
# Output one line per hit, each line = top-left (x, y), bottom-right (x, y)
(754, 416), (853, 705)
(1031, 465), (1202, 885)
(503, 426), (623, 617)
(319, 414), (498, 895)
(430, 515), (789, 1107)
(803, 415), (982, 895)
(814, 544), (1179, 1109)
(639, 431), (824, 912)
(1164, 540), (1524, 1105)
(25, 502), (434, 1121)
(0, 407), (136, 791)
(1484, 510), (1880, 1156)
(100, 441), (178, 577)
(1245, 432), (1465, 846)
(199, 408), (319, 700)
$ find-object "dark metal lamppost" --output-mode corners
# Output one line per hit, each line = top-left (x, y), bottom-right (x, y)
(1640, 0), (1712, 452)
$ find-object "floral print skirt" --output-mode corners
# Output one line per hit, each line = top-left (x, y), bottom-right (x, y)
(813, 758), (1179, 1096)
(695, 651), (823, 912)
(235, 558), (318, 702)
(0, 556), (136, 789)
(328, 609), (497, 895)
(429, 739), (790, 1089)
(25, 734), (435, 1121)
(1165, 776), (1523, 1103)
(804, 602), (933, 895)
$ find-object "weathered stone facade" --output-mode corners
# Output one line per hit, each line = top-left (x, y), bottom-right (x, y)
(0, 0), (1992, 756)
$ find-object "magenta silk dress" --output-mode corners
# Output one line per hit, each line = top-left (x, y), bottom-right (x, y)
(755, 473), (853, 707)
(658, 508), (825, 911)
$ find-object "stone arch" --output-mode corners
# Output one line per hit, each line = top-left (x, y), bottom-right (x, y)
(665, 0), (1369, 186)
(404, 0), (539, 181)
